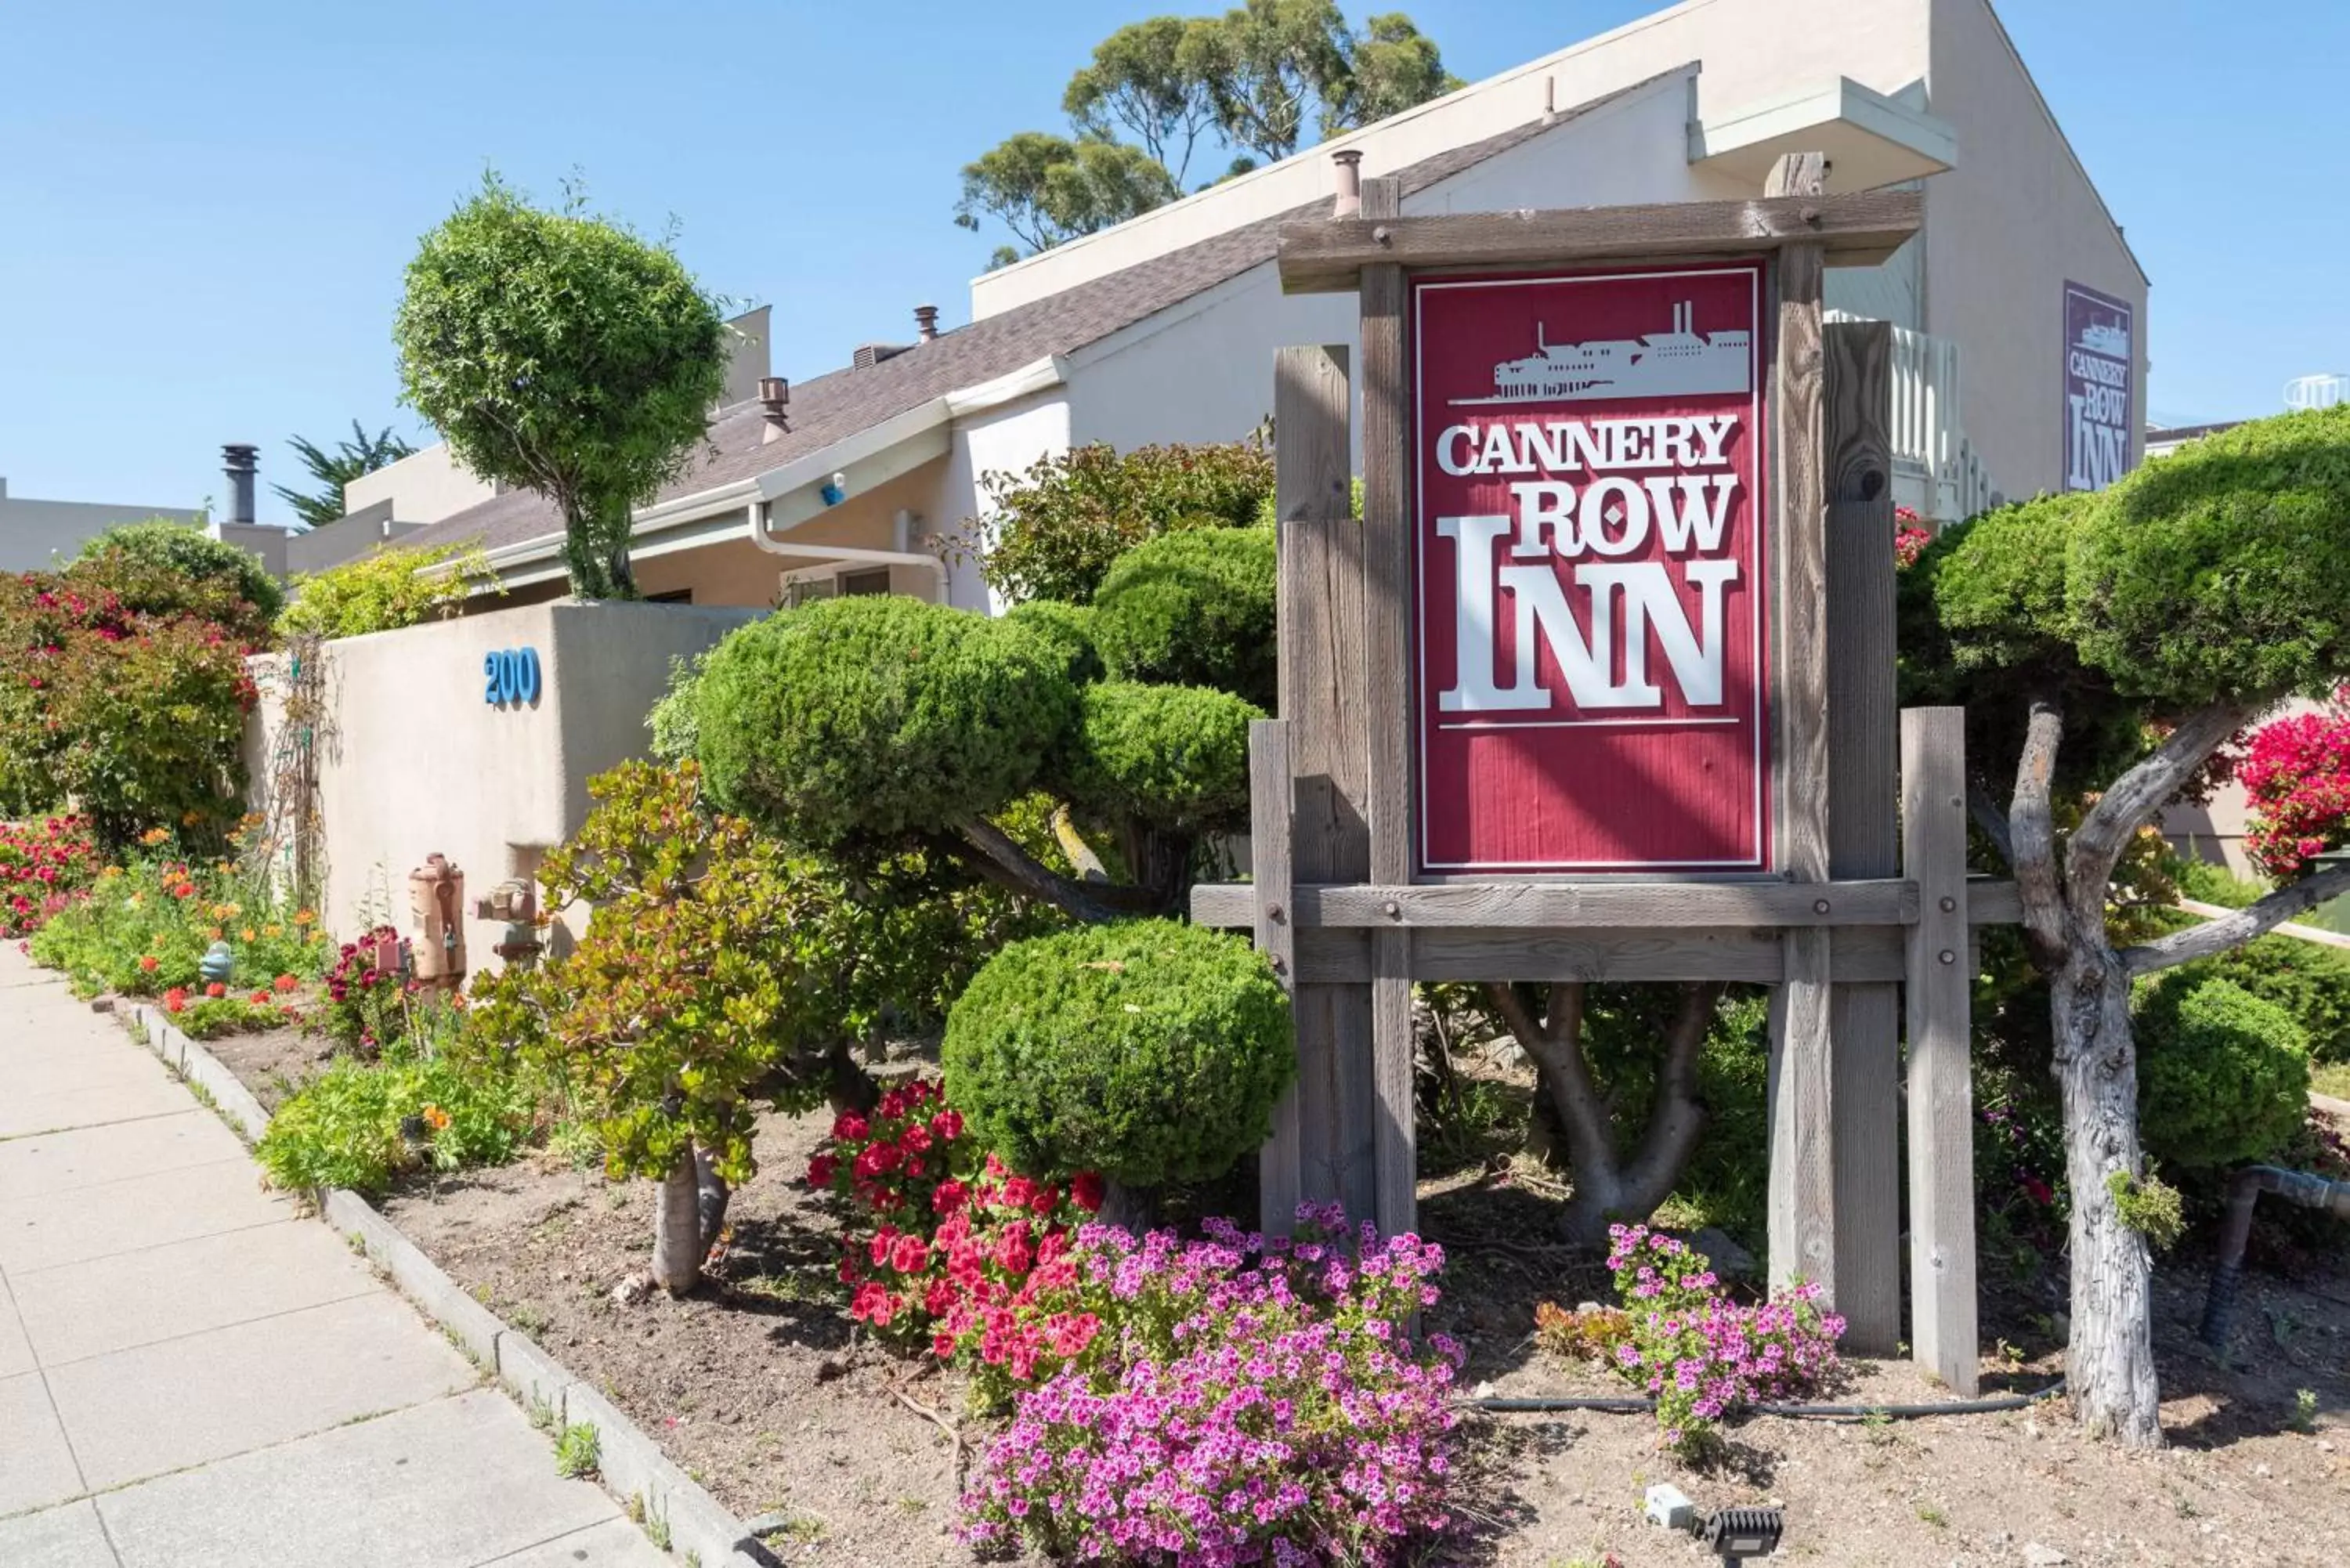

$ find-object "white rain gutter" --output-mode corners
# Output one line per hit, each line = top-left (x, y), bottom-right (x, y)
(745, 500), (949, 600)
(432, 355), (1066, 591)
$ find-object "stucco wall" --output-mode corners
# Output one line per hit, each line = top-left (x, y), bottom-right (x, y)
(343, 444), (499, 527)
(248, 600), (761, 965)
(1924, 0), (2146, 501)
(942, 390), (1072, 612)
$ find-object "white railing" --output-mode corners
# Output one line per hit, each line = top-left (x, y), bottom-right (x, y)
(1826, 311), (2001, 522)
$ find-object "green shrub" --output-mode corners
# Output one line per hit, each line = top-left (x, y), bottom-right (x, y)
(694, 595), (1078, 847)
(277, 542), (501, 640)
(75, 518), (285, 624)
(1002, 599), (1105, 686)
(645, 649), (707, 763)
(255, 1048), (537, 1195)
(942, 919), (1292, 1187)
(976, 442), (1273, 605)
(175, 995), (284, 1041)
(2135, 975), (2312, 1169)
(1091, 526), (1276, 710)
(0, 539), (272, 844)
(1063, 681), (1260, 836)
(2070, 404), (2350, 707)
(2172, 933), (2350, 1064)
(2171, 856), (2266, 909)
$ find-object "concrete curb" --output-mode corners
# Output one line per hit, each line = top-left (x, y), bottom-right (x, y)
(104, 993), (780, 1568)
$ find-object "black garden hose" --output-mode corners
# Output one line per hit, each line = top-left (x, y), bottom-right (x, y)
(1469, 1378), (2066, 1421)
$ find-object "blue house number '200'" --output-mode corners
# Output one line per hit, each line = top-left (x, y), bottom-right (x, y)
(483, 648), (542, 706)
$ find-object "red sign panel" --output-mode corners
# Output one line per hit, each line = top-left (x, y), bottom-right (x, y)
(1412, 262), (1772, 874)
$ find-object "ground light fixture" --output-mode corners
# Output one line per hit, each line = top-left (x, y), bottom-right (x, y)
(1646, 1485), (1785, 1561)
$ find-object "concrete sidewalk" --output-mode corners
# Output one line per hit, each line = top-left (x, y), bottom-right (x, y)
(0, 946), (669, 1568)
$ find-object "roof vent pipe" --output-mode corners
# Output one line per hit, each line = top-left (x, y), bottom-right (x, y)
(1331, 149), (1364, 219)
(221, 444), (258, 526)
(758, 377), (790, 443)
(913, 304), (939, 343)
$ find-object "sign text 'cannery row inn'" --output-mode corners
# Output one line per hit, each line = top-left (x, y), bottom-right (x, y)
(1415, 262), (1768, 877)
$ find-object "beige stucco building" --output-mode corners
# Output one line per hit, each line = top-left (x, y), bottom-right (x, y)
(378, 0), (2143, 617)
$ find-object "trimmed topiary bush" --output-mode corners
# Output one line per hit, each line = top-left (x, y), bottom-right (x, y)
(693, 595), (1079, 847)
(2070, 404), (2350, 706)
(942, 919), (1292, 1187)
(2170, 933), (2350, 1065)
(1091, 526), (1276, 710)
(2135, 974), (2312, 1170)
(1064, 681), (1259, 836)
(1001, 598), (1105, 686)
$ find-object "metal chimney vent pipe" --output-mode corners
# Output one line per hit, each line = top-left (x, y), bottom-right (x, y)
(221, 444), (258, 526)
(914, 304), (940, 343)
(1331, 149), (1364, 219)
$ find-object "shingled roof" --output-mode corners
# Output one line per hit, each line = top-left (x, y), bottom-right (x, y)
(400, 69), (1687, 562)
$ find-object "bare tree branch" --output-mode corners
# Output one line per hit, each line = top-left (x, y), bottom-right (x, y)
(949, 815), (1159, 924)
(2124, 862), (2350, 976)
(1622, 981), (1727, 1201)
(2067, 702), (2246, 912)
(1484, 981), (1614, 1167)
(2009, 699), (2071, 968)
(1968, 781), (2016, 869)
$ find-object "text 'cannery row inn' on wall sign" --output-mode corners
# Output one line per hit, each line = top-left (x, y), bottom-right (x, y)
(1414, 262), (1768, 877)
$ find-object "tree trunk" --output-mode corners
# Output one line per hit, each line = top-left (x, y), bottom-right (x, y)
(693, 1143), (731, 1256)
(2051, 951), (2164, 1447)
(1486, 981), (1719, 1247)
(1096, 1178), (1161, 1233)
(651, 1143), (705, 1296)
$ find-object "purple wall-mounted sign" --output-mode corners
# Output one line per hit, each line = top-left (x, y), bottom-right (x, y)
(2063, 281), (2135, 491)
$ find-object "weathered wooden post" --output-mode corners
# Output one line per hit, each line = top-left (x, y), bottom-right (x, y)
(1206, 154), (1991, 1389)
(1825, 318), (1901, 1349)
(1904, 706), (1979, 1392)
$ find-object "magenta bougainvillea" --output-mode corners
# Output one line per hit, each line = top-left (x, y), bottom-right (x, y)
(959, 1207), (1462, 1566)
(1894, 504), (1932, 570)
(0, 815), (97, 937)
(2241, 690), (2350, 878)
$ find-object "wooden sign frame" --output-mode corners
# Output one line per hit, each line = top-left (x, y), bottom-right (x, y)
(1190, 156), (2000, 1393)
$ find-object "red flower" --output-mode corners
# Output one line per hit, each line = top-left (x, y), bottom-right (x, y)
(898, 1122), (932, 1154)
(1070, 1171), (1105, 1213)
(932, 1109), (964, 1142)
(889, 1233), (928, 1274)
(931, 1331), (956, 1360)
(831, 1111), (870, 1142)
(163, 988), (187, 1013)
(806, 1154), (838, 1187)
(204, 982), (226, 999)
(248, 990), (269, 1004)
(138, 954), (160, 972)
(932, 1179), (967, 1215)
(1030, 1184), (1061, 1216)
(1001, 1175), (1036, 1211)
(273, 973), (298, 993)
(172, 883), (195, 899)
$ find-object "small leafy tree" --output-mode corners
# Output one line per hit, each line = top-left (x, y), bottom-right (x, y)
(473, 760), (1038, 1294)
(1905, 405), (2350, 1444)
(394, 174), (729, 600)
(73, 519), (284, 625)
(272, 421), (417, 529)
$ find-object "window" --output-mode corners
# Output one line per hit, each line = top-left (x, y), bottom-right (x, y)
(838, 568), (892, 597)
(645, 588), (693, 605)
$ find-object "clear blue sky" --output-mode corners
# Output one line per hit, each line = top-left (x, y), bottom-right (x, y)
(2, 1), (2341, 521)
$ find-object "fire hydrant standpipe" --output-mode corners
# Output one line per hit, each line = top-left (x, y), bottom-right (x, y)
(2200, 1165), (2350, 1348)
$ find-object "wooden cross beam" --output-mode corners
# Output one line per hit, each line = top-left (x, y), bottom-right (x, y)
(1277, 188), (1923, 293)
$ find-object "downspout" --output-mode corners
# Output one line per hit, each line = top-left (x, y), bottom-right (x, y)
(2199, 1165), (2350, 1348)
(744, 500), (950, 602)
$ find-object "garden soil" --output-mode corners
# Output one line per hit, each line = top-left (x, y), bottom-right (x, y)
(364, 1097), (2350, 1567)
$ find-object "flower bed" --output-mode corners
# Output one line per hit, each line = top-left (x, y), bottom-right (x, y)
(0, 814), (98, 937)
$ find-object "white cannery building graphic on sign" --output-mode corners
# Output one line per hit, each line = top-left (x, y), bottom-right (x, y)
(1452, 301), (1752, 406)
